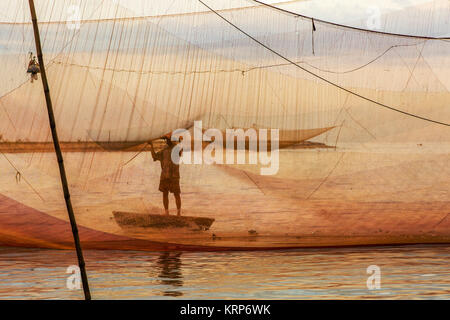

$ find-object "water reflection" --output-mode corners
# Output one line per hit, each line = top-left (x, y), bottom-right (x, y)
(0, 245), (449, 299)
(155, 252), (183, 297)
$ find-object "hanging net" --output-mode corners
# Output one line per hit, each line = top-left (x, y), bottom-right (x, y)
(0, 0), (448, 250)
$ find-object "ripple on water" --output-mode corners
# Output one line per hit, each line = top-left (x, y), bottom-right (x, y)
(0, 244), (449, 299)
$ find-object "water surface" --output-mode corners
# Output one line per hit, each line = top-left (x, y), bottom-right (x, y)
(0, 244), (449, 299)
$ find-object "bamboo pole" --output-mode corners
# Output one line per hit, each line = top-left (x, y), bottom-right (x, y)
(28, 0), (91, 300)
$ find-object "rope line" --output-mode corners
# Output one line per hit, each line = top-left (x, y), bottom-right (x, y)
(0, 152), (45, 201)
(251, 0), (450, 40)
(306, 152), (345, 200)
(50, 40), (425, 76)
(197, 0), (450, 127)
(121, 142), (149, 167)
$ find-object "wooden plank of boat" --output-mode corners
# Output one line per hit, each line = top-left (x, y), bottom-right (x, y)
(113, 211), (215, 231)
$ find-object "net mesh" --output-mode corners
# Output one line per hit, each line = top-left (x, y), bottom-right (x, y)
(0, 0), (448, 249)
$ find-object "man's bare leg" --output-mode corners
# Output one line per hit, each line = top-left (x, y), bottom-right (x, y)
(163, 191), (169, 215)
(174, 193), (181, 216)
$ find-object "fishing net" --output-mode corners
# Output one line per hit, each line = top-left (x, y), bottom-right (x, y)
(0, 0), (448, 250)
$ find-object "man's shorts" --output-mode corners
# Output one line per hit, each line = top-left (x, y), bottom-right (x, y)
(159, 178), (181, 194)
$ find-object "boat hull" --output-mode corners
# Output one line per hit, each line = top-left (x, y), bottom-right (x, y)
(113, 211), (215, 231)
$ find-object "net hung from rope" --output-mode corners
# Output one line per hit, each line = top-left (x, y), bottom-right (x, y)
(0, 0), (448, 251)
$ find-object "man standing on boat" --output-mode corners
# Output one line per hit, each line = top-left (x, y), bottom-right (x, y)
(150, 134), (182, 216)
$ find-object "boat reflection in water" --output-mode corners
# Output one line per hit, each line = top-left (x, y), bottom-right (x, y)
(154, 252), (183, 297)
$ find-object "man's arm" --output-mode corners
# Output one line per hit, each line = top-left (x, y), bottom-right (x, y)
(149, 141), (159, 161)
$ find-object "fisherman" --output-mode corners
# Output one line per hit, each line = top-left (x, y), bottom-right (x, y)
(149, 134), (182, 216)
(27, 54), (40, 83)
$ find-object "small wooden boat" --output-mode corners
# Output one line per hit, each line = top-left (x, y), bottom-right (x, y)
(113, 211), (215, 231)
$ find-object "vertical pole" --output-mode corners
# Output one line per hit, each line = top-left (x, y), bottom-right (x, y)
(28, 0), (91, 300)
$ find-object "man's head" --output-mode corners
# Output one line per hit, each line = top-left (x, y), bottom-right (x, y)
(161, 132), (182, 147)
(163, 135), (173, 146)
(161, 133), (175, 147)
